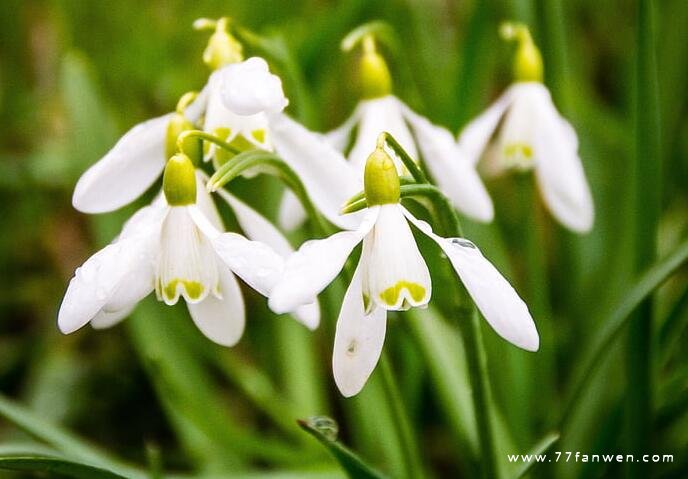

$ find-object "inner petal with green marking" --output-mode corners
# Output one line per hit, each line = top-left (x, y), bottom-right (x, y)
(379, 281), (427, 310)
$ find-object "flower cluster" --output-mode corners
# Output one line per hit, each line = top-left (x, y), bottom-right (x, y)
(59, 19), (593, 397)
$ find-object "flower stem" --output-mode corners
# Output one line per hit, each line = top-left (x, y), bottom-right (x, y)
(378, 352), (425, 479)
(455, 297), (500, 479)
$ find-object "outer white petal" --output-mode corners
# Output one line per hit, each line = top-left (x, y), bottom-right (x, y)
(90, 304), (136, 330)
(269, 207), (379, 314)
(195, 172), (224, 230)
(184, 85), (209, 123)
(213, 188), (320, 329)
(457, 85), (517, 164)
(403, 209), (539, 352)
(277, 189), (307, 231)
(187, 262), (245, 346)
(220, 57), (288, 116)
(58, 209), (161, 334)
(532, 93), (594, 233)
(324, 108), (361, 152)
(363, 204), (431, 310)
(333, 263), (387, 397)
(348, 96), (418, 172)
(72, 114), (171, 214)
(401, 105), (494, 222)
(269, 113), (364, 229)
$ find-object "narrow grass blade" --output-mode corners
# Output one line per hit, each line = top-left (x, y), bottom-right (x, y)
(0, 454), (133, 479)
(298, 417), (389, 479)
(511, 432), (560, 478)
(561, 238), (688, 427)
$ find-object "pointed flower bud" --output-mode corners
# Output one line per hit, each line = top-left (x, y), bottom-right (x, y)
(163, 154), (196, 206)
(195, 17), (243, 70)
(500, 22), (543, 83)
(364, 145), (399, 206)
(358, 35), (392, 99)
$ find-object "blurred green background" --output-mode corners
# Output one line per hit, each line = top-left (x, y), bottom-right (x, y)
(0, 0), (686, 478)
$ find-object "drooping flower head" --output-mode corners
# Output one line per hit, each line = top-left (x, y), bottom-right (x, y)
(277, 28), (494, 231)
(59, 153), (303, 345)
(270, 141), (538, 397)
(457, 22), (594, 233)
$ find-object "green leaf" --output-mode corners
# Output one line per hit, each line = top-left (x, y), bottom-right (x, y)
(0, 394), (139, 477)
(298, 417), (389, 479)
(511, 432), (560, 478)
(0, 453), (132, 479)
(561, 237), (688, 428)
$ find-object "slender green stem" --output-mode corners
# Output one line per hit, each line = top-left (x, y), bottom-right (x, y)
(401, 173), (500, 478)
(627, 0), (660, 474)
(176, 130), (241, 156)
(378, 353), (425, 479)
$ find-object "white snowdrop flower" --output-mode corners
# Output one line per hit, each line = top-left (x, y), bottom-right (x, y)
(269, 146), (538, 397)
(59, 154), (315, 345)
(457, 23), (594, 233)
(278, 34), (494, 231)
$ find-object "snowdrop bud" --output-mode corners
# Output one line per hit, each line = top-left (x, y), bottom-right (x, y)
(359, 35), (392, 99)
(364, 147), (399, 205)
(197, 17), (244, 70)
(500, 22), (543, 83)
(163, 154), (196, 206)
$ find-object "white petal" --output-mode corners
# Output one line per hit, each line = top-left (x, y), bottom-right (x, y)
(362, 204), (431, 310)
(269, 207), (379, 314)
(72, 114), (171, 214)
(269, 113), (364, 230)
(332, 263), (387, 397)
(184, 85), (209, 123)
(58, 209), (161, 334)
(348, 96), (417, 172)
(403, 209), (539, 351)
(401, 105), (494, 222)
(195, 172), (224, 230)
(187, 262), (245, 346)
(220, 57), (288, 116)
(90, 304), (136, 330)
(457, 85), (517, 164)
(203, 67), (270, 152)
(214, 189), (291, 256)
(211, 232), (284, 297)
(214, 189), (320, 329)
(324, 109), (360, 152)
(277, 189), (307, 231)
(532, 95), (594, 233)
(157, 206), (219, 305)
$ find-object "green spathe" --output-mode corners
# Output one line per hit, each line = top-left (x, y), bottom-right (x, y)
(163, 154), (197, 206)
(364, 148), (400, 205)
(501, 22), (543, 83)
(359, 36), (392, 99)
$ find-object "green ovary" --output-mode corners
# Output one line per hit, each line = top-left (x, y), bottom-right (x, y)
(163, 279), (205, 302)
(379, 281), (426, 307)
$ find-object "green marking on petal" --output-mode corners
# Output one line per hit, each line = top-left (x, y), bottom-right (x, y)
(163, 279), (205, 303)
(503, 142), (534, 170)
(379, 281), (426, 307)
(251, 129), (266, 144)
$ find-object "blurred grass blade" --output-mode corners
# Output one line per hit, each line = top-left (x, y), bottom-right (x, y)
(0, 453), (133, 479)
(627, 0), (661, 472)
(298, 417), (388, 479)
(511, 432), (560, 478)
(0, 393), (136, 475)
(562, 237), (688, 427)
(406, 308), (478, 458)
(659, 286), (688, 366)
